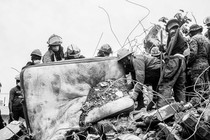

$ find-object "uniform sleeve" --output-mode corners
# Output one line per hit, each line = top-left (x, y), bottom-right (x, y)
(42, 51), (52, 63)
(188, 39), (198, 65)
(133, 58), (145, 93)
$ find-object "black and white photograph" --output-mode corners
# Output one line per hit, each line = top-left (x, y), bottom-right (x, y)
(0, 0), (210, 139)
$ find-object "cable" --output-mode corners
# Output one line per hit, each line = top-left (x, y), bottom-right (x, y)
(5, 125), (21, 139)
(184, 101), (209, 140)
(123, 0), (150, 47)
(193, 66), (210, 101)
(191, 12), (197, 24)
(92, 32), (103, 57)
(99, 6), (122, 47)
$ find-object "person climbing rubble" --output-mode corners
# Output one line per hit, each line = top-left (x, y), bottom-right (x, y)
(157, 19), (187, 108)
(42, 34), (64, 63)
(117, 48), (161, 110)
(22, 49), (42, 69)
(64, 44), (85, 60)
(96, 44), (113, 57)
(187, 24), (210, 100)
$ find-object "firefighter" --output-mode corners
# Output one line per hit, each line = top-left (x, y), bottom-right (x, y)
(187, 24), (210, 99)
(8, 75), (24, 123)
(117, 48), (161, 110)
(157, 19), (187, 107)
(64, 44), (85, 60)
(42, 34), (64, 63)
(97, 44), (113, 57)
(203, 16), (210, 40)
(22, 49), (42, 69)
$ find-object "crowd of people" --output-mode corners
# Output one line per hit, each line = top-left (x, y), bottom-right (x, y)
(117, 16), (210, 111)
(22, 34), (114, 68)
(1, 15), (210, 130)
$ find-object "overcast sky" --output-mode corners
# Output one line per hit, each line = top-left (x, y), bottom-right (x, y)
(0, 0), (209, 93)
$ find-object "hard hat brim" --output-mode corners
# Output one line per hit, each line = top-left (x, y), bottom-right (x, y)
(118, 52), (133, 61)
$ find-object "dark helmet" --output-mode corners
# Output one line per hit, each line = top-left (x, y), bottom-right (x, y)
(188, 24), (203, 34)
(99, 44), (113, 54)
(166, 19), (180, 32)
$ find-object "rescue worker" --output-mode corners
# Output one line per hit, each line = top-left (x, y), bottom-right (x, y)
(117, 48), (161, 110)
(22, 49), (42, 69)
(187, 24), (210, 99)
(97, 44), (113, 57)
(8, 75), (24, 123)
(64, 44), (85, 60)
(157, 19), (187, 107)
(203, 16), (210, 40)
(43, 34), (64, 63)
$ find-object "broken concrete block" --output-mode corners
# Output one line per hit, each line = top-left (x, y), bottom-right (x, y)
(134, 102), (180, 122)
(85, 96), (134, 124)
(181, 113), (210, 140)
(0, 121), (23, 140)
(158, 123), (182, 140)
(155, 102), (180, 121)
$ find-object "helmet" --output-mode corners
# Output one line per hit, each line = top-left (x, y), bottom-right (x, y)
(150, 46), (161, 57)
(166, 19), (180, 32)
(204, 16), (210, 25)
(15, 74), (20, 81)
(47, 34), (62, 46)
(99, 44), (113, 54)
(188, 24), (203, 33)
(203, 16), (210, 29)
(117, 48), (132, 61)
(31, 49), (42, 57)
(66, 44), (81, 55)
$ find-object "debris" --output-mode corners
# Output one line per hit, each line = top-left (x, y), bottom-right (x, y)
(134, 102), (180, 122)
(158, 123), (182, 140)
(84, 96), (134, 124)
(117, 133), (143, 140)
(181, 113), (210, 140)
(0, 121), (26, 140)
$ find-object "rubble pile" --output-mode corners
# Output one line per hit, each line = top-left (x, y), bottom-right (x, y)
(83, 79), (129, 110)
(80, 79), (129, 125)
(78, 89), (210, 140)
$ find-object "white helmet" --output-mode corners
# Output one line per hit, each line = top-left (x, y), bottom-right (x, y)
(65, 44), (81, 59)
(204, 16), (210, 29)
(15, 74), (20, 81)
(47, 34), (62, 46)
